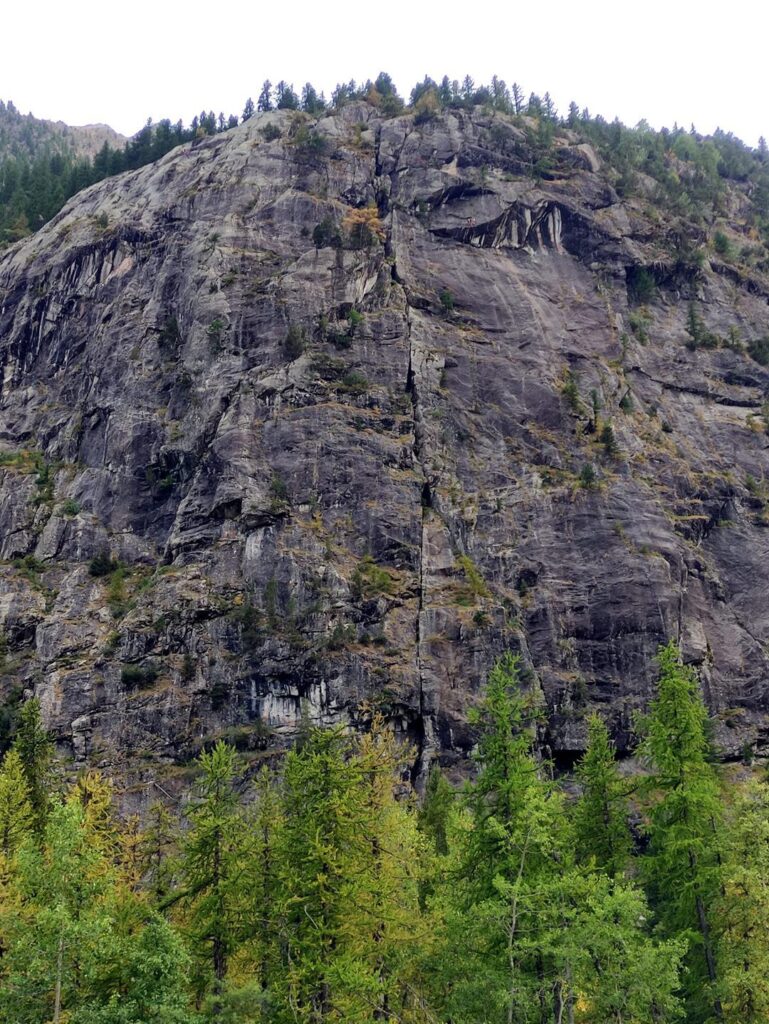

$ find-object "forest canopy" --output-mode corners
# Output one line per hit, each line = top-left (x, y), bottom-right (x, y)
(0, 644), (766, 1023)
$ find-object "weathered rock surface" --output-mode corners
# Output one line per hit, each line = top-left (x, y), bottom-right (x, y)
(2, 104), (769, 795)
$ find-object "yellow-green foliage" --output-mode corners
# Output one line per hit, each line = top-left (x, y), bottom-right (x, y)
(454, 554), (490, 604)
(351, 555), (394, 599)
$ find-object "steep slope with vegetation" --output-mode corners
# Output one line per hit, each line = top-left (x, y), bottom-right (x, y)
(2, 76), (769, 787)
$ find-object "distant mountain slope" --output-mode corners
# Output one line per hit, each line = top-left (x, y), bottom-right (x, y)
(0, 99), (125, 160)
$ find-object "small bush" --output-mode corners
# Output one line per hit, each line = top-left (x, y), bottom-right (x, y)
(561, 371), (581, 412)
(207, 319), (225, 350)
(105, 566), (134, 619)
(325, 622), (356, 650)
(600, 423), (618, 457)
(259, 123), (282, 142)
(312, 218), (342, 249)
(293, 125), (327, 158)
(351, 556), (394, 600)
(627, 266), (656, 304)
(685, 304), (719, 350)
(284, 324), (306, 359)
(439, 288), (454, 316)
(59, 498), (80, 517)
(627, 309), (651, 344)
(342, 205), (386, 249)
(454, 554), (490, 605)
(579, 463), (597, 488)
(713, 230), (732, 257)
(340, 371), (369, 394)
(269, 474), (288, 502)
(89, 550), (118, 577)
(121, 662), (159, 689)
(745, 474), (761, 496)
(347, 308), (364, 335)
(748, 336), (769, 366)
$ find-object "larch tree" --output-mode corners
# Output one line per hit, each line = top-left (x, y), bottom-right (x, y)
(13, 697), (54, 832)
(574, 713), (632, 877)
(716, 780), (769, 1023)
(177, 741), (245, 1017)
(640, 641), (725, 1024)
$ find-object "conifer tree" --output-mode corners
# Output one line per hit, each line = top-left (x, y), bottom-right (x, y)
(337, 716), (431, 1021)
(640, 641), (724, 1023)
(273, 727), (359, 1020)
(141, 800), (179, 902)
(0, 748), (34, 866)
(12, 697), (54, 831)
(177, 740), (244, 1015)
(429, 653), (574, 1022)
(569, 872), (685, 1023)
(574, 713), (632, 877)
(417, 762), (454, 856)
(0, 796), (192, 1023)
(716, 781), (769, 1022)
(238, 765), (284, 998)
(257, 81), (273, 112)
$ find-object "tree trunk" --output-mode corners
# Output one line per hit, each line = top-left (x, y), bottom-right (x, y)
(53, 930), (64, 1024)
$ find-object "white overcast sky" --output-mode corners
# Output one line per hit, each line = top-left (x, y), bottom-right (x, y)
(3, 0), (768, 145)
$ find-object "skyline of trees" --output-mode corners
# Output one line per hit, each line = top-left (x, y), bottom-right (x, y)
(3, 72), (769, 249)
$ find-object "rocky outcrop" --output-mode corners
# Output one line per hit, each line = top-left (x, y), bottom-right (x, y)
(2, 104), (769, 797)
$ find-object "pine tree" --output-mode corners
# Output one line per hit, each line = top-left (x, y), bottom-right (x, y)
(71, 769), (120, 858)
(0, 748), (33, 865)
(569, 872), (685, 1023)
(430, 653), (574, 1022)
(12, 697), (54, 831)
(177, 741), (244, 1016)
(640, 641), (725, 1023)
(716, 781), (769, 1022)
(275, 82), (299, 111)
(417, 762), (454, 856)
(257, 81), (273, 112)
(511, 82), (524, 115)
(238, 765), (284, 999)
(336, 716), (432, 1021)
(273, 727), (359, 1020)
(574, 713), (632, 877)
(0, 796), (192, 1023)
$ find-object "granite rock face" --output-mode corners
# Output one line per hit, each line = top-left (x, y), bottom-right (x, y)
(2, 104), (769, 793)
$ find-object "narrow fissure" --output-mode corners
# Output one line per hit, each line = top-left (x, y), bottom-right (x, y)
(403, 299), (435, 789)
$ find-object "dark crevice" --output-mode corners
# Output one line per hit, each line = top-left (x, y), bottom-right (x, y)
(627, 366), (763, 408)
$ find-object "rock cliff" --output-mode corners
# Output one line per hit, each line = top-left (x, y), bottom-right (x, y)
(2, 103), (769, 792)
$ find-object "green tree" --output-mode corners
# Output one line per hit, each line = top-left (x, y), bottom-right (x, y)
(238, 765), (285, 1000)
(0, 748), (34, 867)
(335, 717), (431, 1022)
(177, 741), (245, 1016)
(569, 872), (685, 1023)
(574, 713), (632, 877)
(640, 641), (725, 1023)
(0, 796), (193, 1023)
(13, 697), (54, 831)
(716, 781), (769, 1022)
(417, 762), (454, 856)
(429, 653), (574, 1022)
(257, 80), (273, 112)
(273, 727), (358, 1021)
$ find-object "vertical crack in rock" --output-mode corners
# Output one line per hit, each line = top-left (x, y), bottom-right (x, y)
(403, 298), (435, 789)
